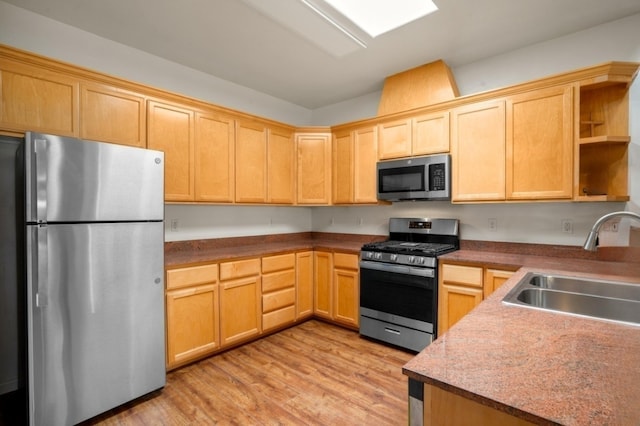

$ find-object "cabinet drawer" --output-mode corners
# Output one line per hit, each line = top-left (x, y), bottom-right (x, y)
(220, 258), (261, 280)
(262, 269), (295, 292)
(166, 264), (218, 290)
(262, 287), (296, 313)
(333, 252), (358, 270)
(262, 253), (295, 273)
(441, 264), (483, 287)
(263, 305), (296, 331)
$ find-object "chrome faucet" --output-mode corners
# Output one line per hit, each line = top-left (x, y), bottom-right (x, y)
(583, 211), (640, 251)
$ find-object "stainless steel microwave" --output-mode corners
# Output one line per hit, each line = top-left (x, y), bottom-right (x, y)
(377, 154), (451, 201)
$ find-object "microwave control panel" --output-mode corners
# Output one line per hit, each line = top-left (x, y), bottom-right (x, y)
(429, 163), (446, 191)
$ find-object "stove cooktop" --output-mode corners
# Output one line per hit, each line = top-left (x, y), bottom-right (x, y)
(362, 240), (457, 257)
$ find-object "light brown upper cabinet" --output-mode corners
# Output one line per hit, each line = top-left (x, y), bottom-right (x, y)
(235, 119), (268, 203)
(377, 110), (450, 160)
(147, 99), (195, 202)
(80, 82), (146, 148)
(267, 126), (295, 204)
(0, 61), (79, 137)
(235, 120), (294, 204)
(194, 111), (235, 203)
(451, 100), (506, 202)
(296, 132), (332, 204)
(506, 85), (573, 200)
(332, 124), (378, 204)
(575, 64), (636, 202)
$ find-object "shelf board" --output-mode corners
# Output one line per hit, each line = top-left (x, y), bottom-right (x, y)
(578, 135), (630, 145)
(574, 194), (630, 202)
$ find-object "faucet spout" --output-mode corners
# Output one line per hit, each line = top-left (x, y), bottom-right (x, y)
(583, 211), (640, 251)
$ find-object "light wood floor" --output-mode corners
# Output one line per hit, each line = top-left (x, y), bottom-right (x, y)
(84, 320), (415, 425)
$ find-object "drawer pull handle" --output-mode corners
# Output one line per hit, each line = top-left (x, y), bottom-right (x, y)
(384, 327), (401, 335)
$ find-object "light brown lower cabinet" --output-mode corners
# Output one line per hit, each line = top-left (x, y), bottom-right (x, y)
(261, 253), (296, 332)
(219, 258), (262, 347)
(423, 384), (534, 426)
(438, 262), (516, 335)
(314, 251), (360, 329)
(165, 249), (361, 370)
(296, 251), (314, 320)
(332, 253), (359, 328)
(165, 264), (220, 370)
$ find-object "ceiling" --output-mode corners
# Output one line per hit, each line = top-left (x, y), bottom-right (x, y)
(5, 0), (640, 109)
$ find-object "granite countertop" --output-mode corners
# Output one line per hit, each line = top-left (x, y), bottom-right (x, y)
(164, 232), (385, 267)
(403, 258), (640, 425)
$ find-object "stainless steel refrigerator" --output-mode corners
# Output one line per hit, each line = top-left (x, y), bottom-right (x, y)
(2, 132), (166, 425)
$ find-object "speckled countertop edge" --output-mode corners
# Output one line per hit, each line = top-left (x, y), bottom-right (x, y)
(164, 232), (386, 267)
(403, 263), (640, 425)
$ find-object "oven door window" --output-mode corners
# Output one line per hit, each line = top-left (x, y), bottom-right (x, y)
(360, 267), (435, 324)
(378, 165), (425, 193)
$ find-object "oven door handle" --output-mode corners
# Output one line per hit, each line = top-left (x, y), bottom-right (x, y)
(359, 260), (435, 278)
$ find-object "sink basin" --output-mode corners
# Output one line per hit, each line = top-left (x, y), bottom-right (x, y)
(503, 272), (640, 326)
(528, 274), (640, 301)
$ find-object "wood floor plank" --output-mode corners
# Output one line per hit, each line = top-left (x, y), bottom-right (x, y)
(83, 320), (414, 425)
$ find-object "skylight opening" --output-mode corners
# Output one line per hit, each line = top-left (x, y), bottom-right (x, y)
(323, 0), (438, 38)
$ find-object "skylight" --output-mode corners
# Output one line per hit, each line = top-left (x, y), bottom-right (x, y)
(323, 0), (438, 38)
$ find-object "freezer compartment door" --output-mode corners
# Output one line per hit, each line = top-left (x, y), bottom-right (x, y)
(25, 132), (164, 223)
(26, 222), (165, 426)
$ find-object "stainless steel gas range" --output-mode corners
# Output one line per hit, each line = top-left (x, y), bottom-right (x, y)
(359, 218), (459, 352)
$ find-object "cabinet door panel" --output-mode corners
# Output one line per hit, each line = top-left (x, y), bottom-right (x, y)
(262, 269), (296, 293)
(235, 120), (267, 202)
(267, 127), (294, 204)
(506, 86), (573, 200)
(353, 126), (378, 203)
(81, 83), (145, 147)
(332, 131), (353, 204)
(296, 251), (314, 319)
(297, 133), (331, 204)
(262, 287), (296, 313)
(333, 268), (359, 327)
(220, 276), (261, 346)
(166, 284), (219, 368)
(378, 119), (411, 159)
(439, 284), (483, 334)
(484, 269), (514, 298)
(452, 100), (506, 202)
(262, 253), (295, 273)
(263, 305), (296, 332)
(1, 63), (78, 136)
(147, 100), (194, 201)
(313, 251), (333, 319)
(413, 111), (450, 155)
(195, 112), (235, 202)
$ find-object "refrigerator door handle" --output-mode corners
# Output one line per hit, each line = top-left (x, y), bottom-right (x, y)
(35, 226), (48, 308)
(34, 138), (48, 222)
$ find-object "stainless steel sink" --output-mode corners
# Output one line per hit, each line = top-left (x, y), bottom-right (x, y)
(503, 272), (640, 326)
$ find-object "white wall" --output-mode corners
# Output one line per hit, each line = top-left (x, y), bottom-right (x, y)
(2, 1), (639, 245)
(164, 205), (312, 242)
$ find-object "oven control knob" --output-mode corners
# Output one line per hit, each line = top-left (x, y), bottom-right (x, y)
(375, 252), (382, 260)
(390, 254), (397, 262)
(418, 257), (425, 264)
(408, 256), (415, 263)
(366, 252), (374, 259)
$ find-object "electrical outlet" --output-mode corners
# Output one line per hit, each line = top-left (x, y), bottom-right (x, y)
(561, 219), (573, 234)
(488, 218), (497, 232)
(170, 219), (179, 232)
